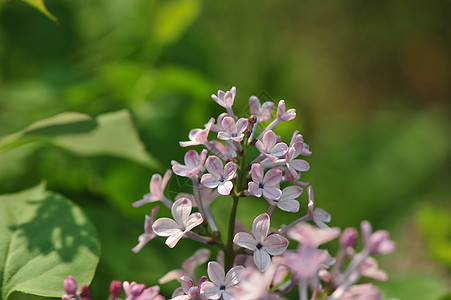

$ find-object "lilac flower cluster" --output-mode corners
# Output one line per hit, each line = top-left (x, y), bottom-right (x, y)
(62, 87), (396, 300)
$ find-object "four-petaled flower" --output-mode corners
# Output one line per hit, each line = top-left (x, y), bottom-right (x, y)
(285, 145), (310, 178)
(201, 156), (237, 195)
(211, 87), (236, 108)
(307, 186), (332, 229)
(276, 100), (296, 122)
(172, 149), (208, 178)
(269, 186), (302, 212)
(160, 248), (211, 284)
(248, 163), (282, 200)
(200, 261), (244, 300)
(132, 206), (160, 253)
(180, 118), (215, 147)
(217, 116), (248, 142)
(234, 213), (288, 271)
(249, 96), (274, 122)
(152, 197), (203, 248)
(133, 170), (172, 207)
(256, 130), (288, 161)
(361, 220), (396, 255)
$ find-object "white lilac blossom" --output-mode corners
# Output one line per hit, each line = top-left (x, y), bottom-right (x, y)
(307, 186), (332, 229)
(249, 96), (275, 122)
(160, 248), (211, 284)
(217, 116), (248, 142)
(256, 130), (288, 161)
(172, 149), (208, 178)
(234, 213), (288, 271)
(132, 206), (160, 253)
(211, 87), (236, 108)
(248, 163), (282, 200)
(133, 170), (172, 208)
(152, 197), (203, 248)
(171, 276), (208, 300)
(201, 155), (237, 195)
(180, 118), (215, 147)
(200, 261), (244, 300)
(57, 86), (396, 300)
(269, 185), (303, 212)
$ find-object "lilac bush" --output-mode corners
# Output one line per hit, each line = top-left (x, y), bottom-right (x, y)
(63, 87), (396, 300)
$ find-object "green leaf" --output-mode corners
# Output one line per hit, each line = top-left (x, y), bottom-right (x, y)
(0, 110), (162, 170)
(20, 0), (57, 22)
(0, 185), (100, 299)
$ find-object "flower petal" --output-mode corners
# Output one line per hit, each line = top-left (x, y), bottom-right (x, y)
(235, 118), (248, 134)
(262, 187), (282, 200)
(166, 231), (186, 248)
(172, 197), (192, 226)
(223, 162), (238, 181)
(152, 218), (181, 237)
(200, 281), (220, 299)
(207, 262), (225, 285)
(251, 163), (264, 183)
(253, 249), (271, 271)
(262, 130), (277, 149)
(233, 232), (257, 251)
(225, 265), (244, 286)
(252, 213), (270, 243)
(221, 116), (236, 134)
(248, 182), (262, 197)
(263, 168), (282, 186)
(263, 234), (289, 255)
(201, 174), (220, 189)
(184, 212), (203, 231)
(217, 181), (233, 195)
(205, 156), (224, 178)
(277, 199), (300, 212)
(184, 150), (200, 168)
(150, 173), (163, 197)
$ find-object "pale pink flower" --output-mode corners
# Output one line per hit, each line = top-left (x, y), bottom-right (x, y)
(361, 221), (396, 255)
(340, 227), (359, 249)
(249, 96), (275, 122)
(339, 283), (383, 300)
(211, 113), (228, 132)
(200, 262), (244, 300)
(285, 146), (310, 178)
(171, 276), (208, 300)
(133, 170), (172, 207)
(276, 100), (296, 121)
(307, 186), (332, 229)
(152, 197), (203, 248)
(180, 118), (215, 147)
(132, 206), (160, 253)
(201, 156), (237, 195)
(282, 246), (329, 279)
(256, 130), (288, 161)
(288, 223), (340, 247)
(248, 163), (282, 200)
(234, 213), (288, 271)
(359, 257), (388, 281)
(63, 276), (78, 295)
(290, 131), (312, 156)
(172, 149), (208, 177)
(217, 116), (248, 142)
(212, 86), (236, 108)
(160, 248), (211, 284)
(269, 186), (302, 212)
(228, 266), (282, 300)
(123, 281), (162, 300)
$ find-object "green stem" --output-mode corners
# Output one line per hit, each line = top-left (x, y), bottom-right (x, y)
(224, 143), (249, 271)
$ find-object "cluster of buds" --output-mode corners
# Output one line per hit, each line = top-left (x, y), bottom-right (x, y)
(63, 87), (396, 300)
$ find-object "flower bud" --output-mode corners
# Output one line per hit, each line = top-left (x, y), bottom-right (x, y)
(340, 227), (358, 249)
(110, 280), (122, 297)
(63, 276), (77, 295)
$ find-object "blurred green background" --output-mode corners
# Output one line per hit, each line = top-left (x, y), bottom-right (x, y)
(1, 0), (450, 299)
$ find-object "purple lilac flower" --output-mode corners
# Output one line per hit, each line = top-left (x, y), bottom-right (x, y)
(201, 156), (237, 195)
(234, 213), (288, 271)
(249, 96), (275, 122)
(256, 130), (288, 161)
(132, 206), (160, 253)
(211, 87), (236, 108)
(268, 186), (302, 213)
(217, 116), (248, 143)
(248, 163), (282, 200)
(200, 261), (244, 300)
(133, 170), (172, 207)
(307, 186), (332, 229)
(172, 149), (208, 178)
(152, 197), (203, 248)
(180, 118), (215, 147)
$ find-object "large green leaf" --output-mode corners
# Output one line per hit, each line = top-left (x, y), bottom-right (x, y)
(20, 0), (57, 22)
(0, 185), (100, 299)
(0, 110), (162, 170)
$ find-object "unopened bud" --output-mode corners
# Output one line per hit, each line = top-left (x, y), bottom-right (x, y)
(63, 276), (77, 295)
(110, 280), (122, 297)
(340, 227), (358, 249)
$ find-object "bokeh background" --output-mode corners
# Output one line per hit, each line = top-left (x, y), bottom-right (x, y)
(1, 0), (450, 299)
